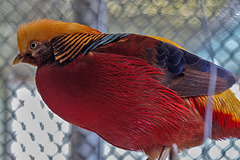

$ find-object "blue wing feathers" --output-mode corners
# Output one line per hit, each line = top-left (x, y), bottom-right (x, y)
(156, 41), (237, 90)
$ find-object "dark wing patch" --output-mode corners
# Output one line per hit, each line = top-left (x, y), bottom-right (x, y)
(156, 42), (238, 97)
(156, 42), (186, 74)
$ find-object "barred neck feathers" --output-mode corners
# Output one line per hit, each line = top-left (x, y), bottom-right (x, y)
(51, 33), (131, 66)
(17, 19), (101, 53)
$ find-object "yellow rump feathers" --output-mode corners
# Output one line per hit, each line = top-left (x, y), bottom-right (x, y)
(17, 19), (101, 53)
(213, 89), (240, 122)
(199, 89), (240, 123)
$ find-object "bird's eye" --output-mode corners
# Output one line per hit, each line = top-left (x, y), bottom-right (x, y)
(30, 42), (37, 49)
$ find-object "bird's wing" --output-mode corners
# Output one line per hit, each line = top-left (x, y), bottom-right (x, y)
(153, 39), (237, 97)
(93, 34), (238, 97)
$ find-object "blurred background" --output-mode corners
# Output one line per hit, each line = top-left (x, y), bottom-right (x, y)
(1, 0), (240, 159)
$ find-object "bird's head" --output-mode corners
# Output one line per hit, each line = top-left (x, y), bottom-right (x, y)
(13, 19), (100, 66)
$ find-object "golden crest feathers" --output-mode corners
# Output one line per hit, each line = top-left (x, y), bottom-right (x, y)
(17, 19), (101, 53)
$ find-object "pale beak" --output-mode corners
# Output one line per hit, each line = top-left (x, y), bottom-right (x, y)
(12, 53), (24, 65)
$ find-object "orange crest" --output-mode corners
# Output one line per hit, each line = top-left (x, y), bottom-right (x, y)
(17, 19), (101, 53)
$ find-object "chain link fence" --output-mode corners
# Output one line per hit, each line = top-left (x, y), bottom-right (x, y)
(1, 0), (240, 159)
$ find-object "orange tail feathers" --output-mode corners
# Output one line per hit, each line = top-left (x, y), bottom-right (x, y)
(187, 89), (240, 139)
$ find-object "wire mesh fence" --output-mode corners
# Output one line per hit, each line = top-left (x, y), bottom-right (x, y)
(1, 0), (240, 159)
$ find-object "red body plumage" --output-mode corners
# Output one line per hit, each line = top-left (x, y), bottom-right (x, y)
(36, 52), (203, 151)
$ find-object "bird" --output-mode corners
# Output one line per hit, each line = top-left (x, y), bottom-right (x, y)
(13, 19), (240, 160)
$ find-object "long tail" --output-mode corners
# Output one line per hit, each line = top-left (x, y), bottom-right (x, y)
(186, 89), (240, 139)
